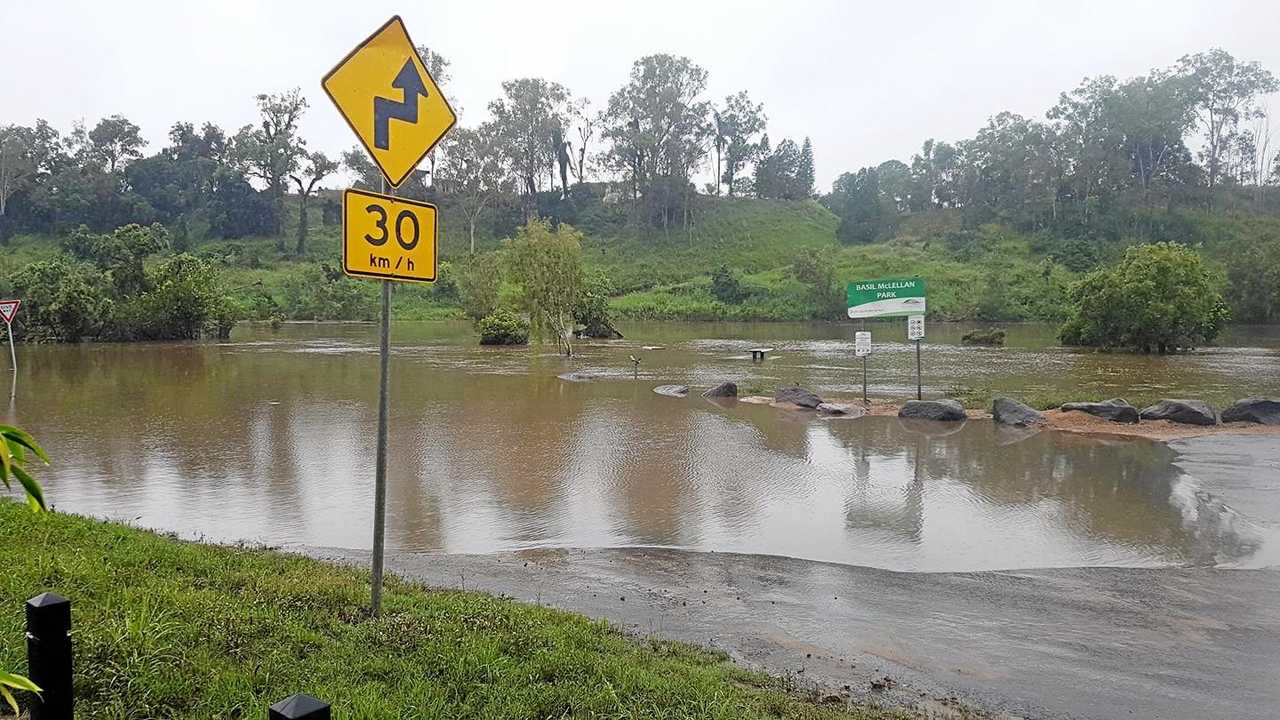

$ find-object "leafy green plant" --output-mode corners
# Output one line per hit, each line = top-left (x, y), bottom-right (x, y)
(1, 424), (49, 714)
(476, 309), (530, 345)
(1059, 242), (1229, 353)
(1, 425), (48, 512)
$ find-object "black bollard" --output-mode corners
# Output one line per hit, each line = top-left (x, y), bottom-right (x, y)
(25, 592), (73, 720)
(269, 694), (330, 720)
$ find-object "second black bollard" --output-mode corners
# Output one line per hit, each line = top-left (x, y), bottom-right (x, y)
(26, 592), (73, 720)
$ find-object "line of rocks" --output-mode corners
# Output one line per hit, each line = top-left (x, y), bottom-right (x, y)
(653, 380), (1280, 429)
(1057, 396), (1279, 426)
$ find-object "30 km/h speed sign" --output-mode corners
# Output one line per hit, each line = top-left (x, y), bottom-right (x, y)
(322, 16), (457, 187)
(343, 188), (438, 283)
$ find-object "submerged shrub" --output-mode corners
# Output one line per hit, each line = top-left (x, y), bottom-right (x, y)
(476, 309), (529, 346)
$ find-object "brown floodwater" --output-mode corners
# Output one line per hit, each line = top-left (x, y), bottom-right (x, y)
(4, 321), (1278, 571)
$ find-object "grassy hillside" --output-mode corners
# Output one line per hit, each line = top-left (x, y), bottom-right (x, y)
(6, 190), (1274, 325)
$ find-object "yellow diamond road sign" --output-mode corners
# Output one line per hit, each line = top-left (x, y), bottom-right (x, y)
(322, 15), (456, 188)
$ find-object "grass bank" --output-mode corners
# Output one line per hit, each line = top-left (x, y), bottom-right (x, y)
(0, 503), (896, 719)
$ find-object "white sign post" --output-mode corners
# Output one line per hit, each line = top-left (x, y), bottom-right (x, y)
(907, 315), (925, 399)
(854, 330), (871, 401)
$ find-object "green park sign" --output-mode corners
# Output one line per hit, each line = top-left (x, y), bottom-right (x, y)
(846, 277), (926, 319)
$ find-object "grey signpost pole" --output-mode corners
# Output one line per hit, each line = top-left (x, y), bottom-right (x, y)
(915, 339), (922, 400)
(370, 180), (392, 616)
(860, 319), (867, 403)
(6, 316), (15, 404)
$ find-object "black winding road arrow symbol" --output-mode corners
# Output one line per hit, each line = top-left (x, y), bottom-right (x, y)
(373, 59), (428, 151)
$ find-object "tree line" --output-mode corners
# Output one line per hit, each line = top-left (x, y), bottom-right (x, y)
(0, 48), (816, 254)
(822, 49), (1280, 250)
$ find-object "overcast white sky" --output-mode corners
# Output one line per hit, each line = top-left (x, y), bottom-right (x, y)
(2, 0), (1278, 190)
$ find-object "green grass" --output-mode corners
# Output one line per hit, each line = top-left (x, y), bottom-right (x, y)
(0, 503), (898, 719)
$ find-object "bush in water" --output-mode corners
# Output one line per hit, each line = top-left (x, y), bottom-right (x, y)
(1060, 242), (1229, 353)
(477, 309), (530, 346)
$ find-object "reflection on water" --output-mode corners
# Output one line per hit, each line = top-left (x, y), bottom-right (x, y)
(4, 321), (1275, 571)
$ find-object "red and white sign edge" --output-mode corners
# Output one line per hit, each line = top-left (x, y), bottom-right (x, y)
(0, 299), (20, 325)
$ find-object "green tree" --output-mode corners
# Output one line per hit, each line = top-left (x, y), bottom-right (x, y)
(1059, 242), (1229, 353)
(456, 251), (501, 322)
(0, 121), (61, 224)
(1223, 232), (1280, 322)
(230, 89), (308, 247)
(716, 91), (767, 197)
(10, 258), (109, 342)
(797, 137), (815, 199)
(106, 254), (238, 341)
(575, 271), (618, 338)
(827, 168), (894, 243)
(710, 264), (744, 304)
(502, 219), (584, 355)
(1176, 49), (1278, 188)
(488, 79), (571, 216)
(85, 115), (146, 173)
(602, 54), (711, 229)
(437, 125), (510, 254)
(791, 249), (844, 319)
(289, 150), (337, 256)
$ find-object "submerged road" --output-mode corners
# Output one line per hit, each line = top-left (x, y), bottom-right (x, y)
(309, 433), (1280, 719)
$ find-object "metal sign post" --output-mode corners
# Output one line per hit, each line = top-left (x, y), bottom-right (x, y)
(369, 187), (392, 616)
(908, 315), (925, 400)
(323, 16), (453, 616)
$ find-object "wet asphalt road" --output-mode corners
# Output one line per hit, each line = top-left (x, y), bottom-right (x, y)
(306, 434), (1280, 719)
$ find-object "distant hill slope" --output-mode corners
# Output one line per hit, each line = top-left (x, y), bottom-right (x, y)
(579, 197), (840, 293)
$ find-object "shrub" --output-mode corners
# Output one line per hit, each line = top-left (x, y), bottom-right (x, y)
(10, 258), (110, 342)
(476, 309), (529, 345)
(1059, 242), (1229, 353)
(280, 263), (376, 321)
(710, 264), (745, 304)
(575, 271), (619, 338)
(961, 328), (1007, 346)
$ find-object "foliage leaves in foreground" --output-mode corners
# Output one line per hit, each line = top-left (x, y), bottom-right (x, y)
(1, 425), (48, 714)
(1059, 242), (1229, 353)
(0, 505), (894, 719)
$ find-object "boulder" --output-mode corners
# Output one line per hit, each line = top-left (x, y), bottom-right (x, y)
(653, 385), (689, 398)
(1139, 399), (1218, 426)
(817, 402), (865, 417)
(702, 381), (738, 398)
(1221, 397), (1280, 425)
(1060, 398), (1139, 424)
(991, 397), (1045, 427)
(774, 386), (823, 409)
(898, 399), (967, 422)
